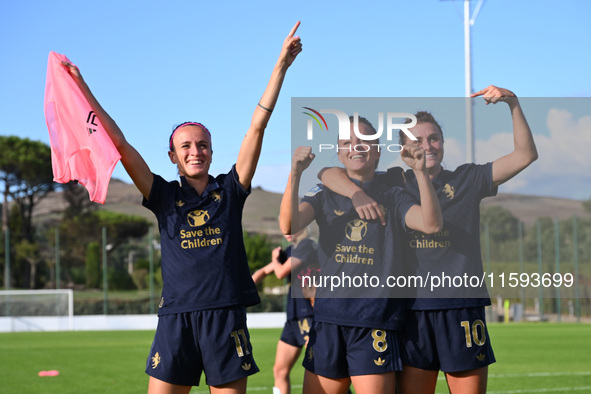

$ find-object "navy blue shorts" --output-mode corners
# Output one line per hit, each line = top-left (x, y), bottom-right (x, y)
(401, 307), (496, 373)
(280, 317), (313, 348)
(145, 306), (259, 386)
(302, 321), (402, 379)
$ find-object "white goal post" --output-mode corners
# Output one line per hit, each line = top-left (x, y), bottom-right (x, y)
(0, 289), (74, 332)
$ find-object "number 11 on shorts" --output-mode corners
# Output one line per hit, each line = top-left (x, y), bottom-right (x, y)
(230, 329), (251, 357)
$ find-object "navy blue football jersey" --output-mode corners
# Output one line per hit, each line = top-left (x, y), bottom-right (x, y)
(143, 165), (260, 315)
(302, 178), (415, 330)
(287, 239), (317, 320)
(384, 163), (497, 309)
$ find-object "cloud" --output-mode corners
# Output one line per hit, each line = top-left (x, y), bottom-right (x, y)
(474, 109), (591, 177)
(543, 109), (591, 172)
(392, 107), (590, 199)
(473, 108), (591, 198)
(255, 108), (591, 199)
(438, 138), (465, 172)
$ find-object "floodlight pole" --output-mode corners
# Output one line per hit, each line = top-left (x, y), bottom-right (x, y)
(102, 226), (108, 315)
(441, 0), (484, 162)
(3, 227), (9, 291)
(55, 227), (61, 289)
(149, 226), (155, 315)
(464, 0), (474, 163)
(462, 0), (484, 163)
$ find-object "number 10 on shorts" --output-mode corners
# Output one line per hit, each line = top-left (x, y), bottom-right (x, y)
(460, 320), (486, 348)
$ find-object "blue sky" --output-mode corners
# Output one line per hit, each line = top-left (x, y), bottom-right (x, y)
(1, 0), (590, 201)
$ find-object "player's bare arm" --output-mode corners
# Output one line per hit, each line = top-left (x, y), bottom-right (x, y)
(61, 61), (153, 199)
(471, 85), (538, 187)
(402, 143), (443, 234)
(319, 166), (386, 225)
(279, 146), (315, 235)
(236, 21), (302, 190)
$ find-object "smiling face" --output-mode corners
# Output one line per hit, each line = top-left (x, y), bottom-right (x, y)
(337, 121), (381, 181)
(408, 122), (444, 175)
(168, 125), (213, 179)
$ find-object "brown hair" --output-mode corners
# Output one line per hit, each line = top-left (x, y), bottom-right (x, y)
(398, 111), (444, 145)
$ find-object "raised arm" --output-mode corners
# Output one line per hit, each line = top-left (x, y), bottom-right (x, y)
(61, 62), (153, 199)
(279, 146), (315, 235)
(401, 144), (443, 234)
(471, 85), (538, 187)
(236, 21), (303, 190)
(319, 167), (386, 225)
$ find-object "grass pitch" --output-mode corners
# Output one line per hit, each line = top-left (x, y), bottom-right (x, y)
(0, 323), (589, 393)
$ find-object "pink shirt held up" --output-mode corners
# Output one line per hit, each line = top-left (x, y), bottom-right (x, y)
(44, 51), (120, 204)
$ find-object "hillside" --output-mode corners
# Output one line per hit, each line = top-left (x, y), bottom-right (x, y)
(33, 178), (590, 236)
(34, 178), (285, 239)
(481, 193), (591, 227)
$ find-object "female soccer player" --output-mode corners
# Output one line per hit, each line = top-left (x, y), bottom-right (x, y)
(279, 117), (443, 394)
(318, 86), (538, 394)
(252, 229), (318, 394)
(62, 22), (302, 394)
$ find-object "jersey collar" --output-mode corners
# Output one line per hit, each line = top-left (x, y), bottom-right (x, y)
(179, 175), (220, 198)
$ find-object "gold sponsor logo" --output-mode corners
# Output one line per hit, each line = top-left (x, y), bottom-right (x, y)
(187, 209), (210, 227)
(151, 352), (161, 369)
(476, 353), (485, 362)
(334, 209), (345, 216)
(241, 362), (252, 371)
(175, 200), (185, 207)
(345, 219), (368, 242)
(374, 357), (385, 366)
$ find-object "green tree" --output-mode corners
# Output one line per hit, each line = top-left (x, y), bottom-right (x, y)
(480, 205), (521, 262)
(57, 213), (100, 285)
(14, 239), (39, 289)
(0, 136), (53, 288)
(480, 206), (519, 244)
(96, 211), (150, 249)
(85, 241), (101, 289)
(62, 181), (97, 218)
(243, 231), (273, 273)
(0, 136), (53, 240)
(522, 217), (556, 264)
(58, 210), (151, 287)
